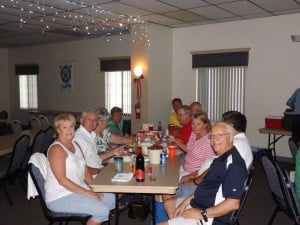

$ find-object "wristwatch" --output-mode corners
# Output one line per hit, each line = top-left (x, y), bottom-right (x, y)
(201, 209), (208, 222)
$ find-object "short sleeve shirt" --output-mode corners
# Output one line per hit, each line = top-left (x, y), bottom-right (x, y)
(184, 133), (215, 173)
(190, 147), (248, 225)
(95, 128), (112, 153)
(108, 119), (123, 136)
(177, 122), (192, 144)
(74, 125), (103, 169)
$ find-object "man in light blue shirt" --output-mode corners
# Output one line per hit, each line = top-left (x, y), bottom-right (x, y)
(287, 88), (300, 147)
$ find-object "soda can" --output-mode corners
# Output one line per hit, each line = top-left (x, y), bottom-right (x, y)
(160, 152), (166, 165)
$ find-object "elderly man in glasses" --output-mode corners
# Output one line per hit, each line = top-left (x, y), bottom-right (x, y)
(158, 122), (248, 225)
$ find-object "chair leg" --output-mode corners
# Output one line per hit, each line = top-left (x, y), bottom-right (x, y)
(268, 207), (280, 225)
(1, 183), (13, 206)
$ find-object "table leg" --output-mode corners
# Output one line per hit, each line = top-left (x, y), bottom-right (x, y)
(114, 193), (120, 225)
(151, 194), (156, 225)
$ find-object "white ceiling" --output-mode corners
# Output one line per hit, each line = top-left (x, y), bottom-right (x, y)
(1, 0), (300, 48)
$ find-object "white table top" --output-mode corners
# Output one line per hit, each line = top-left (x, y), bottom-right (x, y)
(90, 156), (180, 194)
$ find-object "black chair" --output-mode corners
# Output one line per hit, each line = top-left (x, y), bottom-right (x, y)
(281, 168), (300, 224)
(261, 155), (300, 225)
(41, 127), (54, 154)
(230, 166), (254, 225)
(31, 130), (46, 155)
(288, 137), (298, 163)
(0, 110), (8, 129)
(10, 119), (22, 133)
(0, 134), (30, 205)
(39, 115), (50, 128)
(28, 157), (91, 225)
(30, 117), (42, 129)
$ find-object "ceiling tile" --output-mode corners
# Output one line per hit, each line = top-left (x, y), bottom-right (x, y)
(250, 0), (300, 12)
(219, 0), (267, 16)
(142, 14), (183, 26)
(120, 0), (178, 13)
(159, 0), (209, 9)
(189, 5), (236, 19)
(162, 10), (208, 23)
(98, 2), (150, 17)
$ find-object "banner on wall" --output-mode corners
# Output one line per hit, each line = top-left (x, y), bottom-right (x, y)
(59, 62), (73, 93)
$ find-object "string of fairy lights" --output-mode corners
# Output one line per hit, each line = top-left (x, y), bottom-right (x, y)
(0, 0), (150, 46)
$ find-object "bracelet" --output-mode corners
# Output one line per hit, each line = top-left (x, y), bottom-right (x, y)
(201, 209), (208, 222)
(193, 178), (198, 185)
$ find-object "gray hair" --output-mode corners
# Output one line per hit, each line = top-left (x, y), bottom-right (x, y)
(215, 122), (234, 134)
(81, 108), (97, 119)
(180, 105), (192, 117)
(96, 107), (110, 121)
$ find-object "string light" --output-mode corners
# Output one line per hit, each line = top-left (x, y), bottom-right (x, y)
(0, 0), (150, 46)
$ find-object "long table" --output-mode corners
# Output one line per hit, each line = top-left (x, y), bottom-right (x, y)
(90, 156), (180, 225)
(0, 129), (45, 156)
(258, 127), (292, 159)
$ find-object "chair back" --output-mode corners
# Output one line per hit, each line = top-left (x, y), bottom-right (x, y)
(261, 155), (299, 224)
(31, 130), (46, 154)
(39, 115), (49, 127)
(0, 110), (8, 119)
(30, 117), (42, 129)
(41, 127), (54, 154)
(6, 134), (30, 177)
(10, 120), (22, 133)
(288, 137), (298, 163)
(28, 154), (90, 224)
(230, 166), (254, 225)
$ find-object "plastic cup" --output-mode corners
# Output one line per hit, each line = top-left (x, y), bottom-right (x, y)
(168, 124), (175, 135)
(114, 156), (123, 173)
(148, 125), (154, 131)
(168, 146), (176, 158)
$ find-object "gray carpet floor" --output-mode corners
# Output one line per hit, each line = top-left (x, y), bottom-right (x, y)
(0, 160), (296, 225)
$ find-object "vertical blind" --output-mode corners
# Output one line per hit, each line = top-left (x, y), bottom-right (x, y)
(19, 75), (38, 109)
(105, 71), (131, 114)
(197, 67), (246, 122)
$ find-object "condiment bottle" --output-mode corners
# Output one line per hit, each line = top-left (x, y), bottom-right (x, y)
(135, 147), (145, 182)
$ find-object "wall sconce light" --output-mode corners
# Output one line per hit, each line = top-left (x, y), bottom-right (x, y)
(134, 65), (144, 82)
(291, 35), (300, 42)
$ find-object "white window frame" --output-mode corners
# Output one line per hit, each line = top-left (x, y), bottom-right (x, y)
(105, 71), (131, 114)
(19, 74), (38, 110)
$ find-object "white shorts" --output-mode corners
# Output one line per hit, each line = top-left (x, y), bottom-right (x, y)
(168, 216), (206, 225)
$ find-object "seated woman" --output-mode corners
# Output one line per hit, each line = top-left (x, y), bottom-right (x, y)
(179, 112), (215, 180)
(95, 107), (134, 162)
(45, 113), (115, 225)
(108, 106), (124, 136)
(163, 113), (215, 201)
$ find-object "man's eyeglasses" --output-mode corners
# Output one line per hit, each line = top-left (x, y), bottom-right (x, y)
(209, 133), (231, 139)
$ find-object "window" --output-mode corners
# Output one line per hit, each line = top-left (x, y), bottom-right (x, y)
(19, 75), (38, 110)
(193, 50), (249, 122)
(105, 71), (131, 114)
(197, 66), (245, 122)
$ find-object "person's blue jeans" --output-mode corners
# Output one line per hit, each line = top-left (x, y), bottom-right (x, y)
(47, 192), (115, 223)
(176, 184), (197, 198)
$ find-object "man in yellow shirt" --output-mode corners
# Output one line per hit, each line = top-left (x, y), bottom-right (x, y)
(168, 98), (183, 129)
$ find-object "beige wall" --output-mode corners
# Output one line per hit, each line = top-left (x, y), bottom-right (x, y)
(7, 35), (131, 124)
(171, 13), (300, 157)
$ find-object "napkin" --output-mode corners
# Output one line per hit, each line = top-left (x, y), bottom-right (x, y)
(111, 172), (133, 182)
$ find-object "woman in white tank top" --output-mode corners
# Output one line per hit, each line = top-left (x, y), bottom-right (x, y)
(45, 113), (115, 225)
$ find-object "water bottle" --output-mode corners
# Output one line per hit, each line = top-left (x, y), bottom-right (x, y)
(135, 147), (145, 182)
(158, 121), (162, 131)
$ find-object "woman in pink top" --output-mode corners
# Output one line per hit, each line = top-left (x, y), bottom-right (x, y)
(179, 112), (215, 181)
